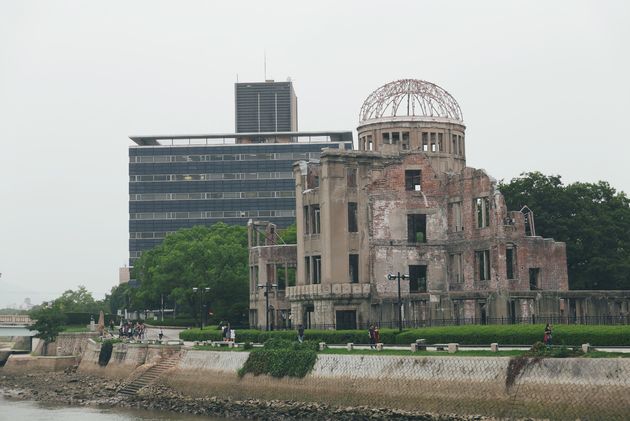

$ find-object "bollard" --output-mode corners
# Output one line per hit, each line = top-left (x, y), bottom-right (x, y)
(416, 339), (427, 351)
(447, 343), (459, 353)
(376, 343), (384, 351)
(491, 343), (499, 352)
(319, 342), (327, 351)
(347, 343), (354, 351)
(582, 343), (591, 353)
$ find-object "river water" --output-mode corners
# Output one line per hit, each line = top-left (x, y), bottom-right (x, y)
(0, 395), (231, 421)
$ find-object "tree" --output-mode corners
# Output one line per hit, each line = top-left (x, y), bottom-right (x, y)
(279, 224), (297, 244)
(29, 307), (67, 355)
(499, 172), (630, 290)
(51, 285), (105, 313)
(132, 223), (249, 325)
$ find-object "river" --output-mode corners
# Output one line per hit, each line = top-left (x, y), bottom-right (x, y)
(0, 395), (231, 421)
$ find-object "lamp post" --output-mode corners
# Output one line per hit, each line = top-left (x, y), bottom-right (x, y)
(192, 287), (210, 329)
(257, 283), (277, 331)
(387, 272), (409, 332)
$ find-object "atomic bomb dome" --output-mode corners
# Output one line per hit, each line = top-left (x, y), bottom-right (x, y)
(359, 79), (463, 123)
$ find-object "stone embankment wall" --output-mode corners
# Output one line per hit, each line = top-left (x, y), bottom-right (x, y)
(77, 345), (630, 419)
(2, 355), (77, 373)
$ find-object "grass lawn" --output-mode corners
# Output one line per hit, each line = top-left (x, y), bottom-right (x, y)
(61, 325), (92, 332)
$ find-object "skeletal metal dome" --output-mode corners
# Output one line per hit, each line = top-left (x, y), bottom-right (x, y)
(359, 79), (463, 123)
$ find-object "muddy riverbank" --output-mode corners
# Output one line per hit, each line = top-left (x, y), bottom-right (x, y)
(0, 370), (490, 420)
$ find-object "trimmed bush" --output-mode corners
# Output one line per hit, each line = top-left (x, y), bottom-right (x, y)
(180, 325), (630, 347)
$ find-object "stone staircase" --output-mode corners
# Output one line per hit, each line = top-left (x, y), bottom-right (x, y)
(118, 353), (182, 396)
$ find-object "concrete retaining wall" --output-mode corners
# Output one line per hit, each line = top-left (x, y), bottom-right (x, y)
(3, 355), (77, 373)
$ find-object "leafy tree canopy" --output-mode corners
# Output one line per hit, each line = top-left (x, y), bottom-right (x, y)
(49, 285), (106, 313)
(29, 306), (67, 344)
(499, 172), (630, 290)
(131, 223), (249, 325)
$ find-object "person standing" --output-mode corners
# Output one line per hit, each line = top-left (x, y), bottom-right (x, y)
(544, 323), (553, 347)
(297, 324), (305, 343)
(374, 325), (380, 345)
(368, 325), (376, 349)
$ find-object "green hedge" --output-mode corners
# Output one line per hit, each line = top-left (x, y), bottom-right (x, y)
(180, 325), (630, 346)
(64, 312), (117, 325)
(238, 339), (318, 378)
(145, 318), (199, 327)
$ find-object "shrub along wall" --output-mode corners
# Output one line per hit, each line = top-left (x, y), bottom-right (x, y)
(180, 325), (630, 346)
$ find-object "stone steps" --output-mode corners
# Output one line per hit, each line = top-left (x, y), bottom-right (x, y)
(118, 353), (183, 396)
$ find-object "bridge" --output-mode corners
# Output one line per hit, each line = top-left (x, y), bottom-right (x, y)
(0, 315), (36, 337)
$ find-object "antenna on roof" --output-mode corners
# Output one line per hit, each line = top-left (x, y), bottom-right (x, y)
(264, 50), (267, 81)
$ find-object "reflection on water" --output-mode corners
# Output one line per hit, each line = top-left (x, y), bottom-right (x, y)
(0, 395), (230, 420)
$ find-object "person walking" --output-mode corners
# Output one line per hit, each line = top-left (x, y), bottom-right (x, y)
(544, 323), (553, 347)
(297, 324), (305, 343)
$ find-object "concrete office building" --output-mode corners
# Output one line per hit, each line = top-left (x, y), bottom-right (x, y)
(235, 81), (298, 133)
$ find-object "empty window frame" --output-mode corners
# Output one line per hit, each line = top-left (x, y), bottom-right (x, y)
(304, 256), (311, 284)
(438, 133), (443, 152)
(349, 254), (359, 283)
(313, 256), (322, 284)
(347, 168), (357, 187)
(422, 132), (429, 151)
(407, 214), (427, 243)
(452, 134), (459, 155)
(401, 132), (410, 150)
(367, 135), (373, 151)
(391, 132), (400, 144)
(382, 132), (391, 144)
(449, 253), (463, 283)
(409, 265), (427, 292)
(430, 133), (437, 152)
(311, 205), (321, 234)
(405, 170), (422, 191)
(449, 201), (464, 232)
(529, 268), (540, 290)
(475, 250), (491, 281)
(303, 206), (310, 234)
(348, 202), (358, 233)
(475, 197), (491, 228)
(506, 245), (516, 280)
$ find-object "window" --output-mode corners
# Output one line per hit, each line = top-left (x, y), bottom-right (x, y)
(475, 250), (491, 281)
(438, 133), (443, 152)
(367, 135), (373, 151)
(313, 256), (322, 284)
(422, 132), (428, 151)
(311, 205), (321, 234)
(475, 197), (490, 228)
(529, 268), (540, 290)
(506, 245), (516, 279)
(382, 132), (391, 144)
(405, 170), (422, 191)
(304, 257), (311, 284)
(347, 168), (357, 187)
(409, 265), (427, 292)
(407, 214), (427, 243)
(391, 132), (400, 144)
(449, 254), (463, 283)
(430, 133), (437, 152)
(303, 206), (310, 234)
(449, 202), (463, 232)
(349, 254), (359, 283)
(348, 202), (358, 232)
(452, 134), (458, 155)
(402, 132), (410, 150)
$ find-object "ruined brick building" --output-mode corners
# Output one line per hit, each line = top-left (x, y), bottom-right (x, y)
(249, 79), (630, 330)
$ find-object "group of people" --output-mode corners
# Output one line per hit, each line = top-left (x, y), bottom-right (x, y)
(368, 324), (381, 349)
(111, 320), (148, 340)
(220, 322), (236, 342)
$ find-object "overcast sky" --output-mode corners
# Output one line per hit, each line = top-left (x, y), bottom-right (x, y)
(1, 1), (629, 308)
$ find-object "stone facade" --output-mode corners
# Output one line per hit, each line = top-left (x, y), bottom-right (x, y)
(249, 79), (630, 329)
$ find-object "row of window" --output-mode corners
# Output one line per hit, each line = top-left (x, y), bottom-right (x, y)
(449, 196), (491, 232)
(129, 209), (296, 220)
(358, 131), (465, 155)
(129, 151), (321, 164)
(298, 246), (520, 289)
(130, 231), (175, 239)
(130, 190), (295, 201)
(129, 171), (294, 182)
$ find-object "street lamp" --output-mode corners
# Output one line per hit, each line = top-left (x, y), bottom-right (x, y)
(192, 287), (211, 329)
(387, 272), (409, 332)
(257, 283), (277, 331)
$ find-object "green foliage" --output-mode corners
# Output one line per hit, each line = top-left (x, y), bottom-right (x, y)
(98, 340), (117, 366)
(29, 307), (67, 344)
(63, 312), (117, 326)
(278, 224), (297, 244)
(243, 342), (254, 350)
(181, 325), (630, 347)
(48, 286), (108, 313)
(238, 338), (317, 378)
(499, 172), (630, 289)
(131, 224), (249, 325)
(146, 318), (198, 327)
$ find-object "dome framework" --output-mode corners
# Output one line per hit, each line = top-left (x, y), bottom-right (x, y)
(359, 79), (463, 123)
